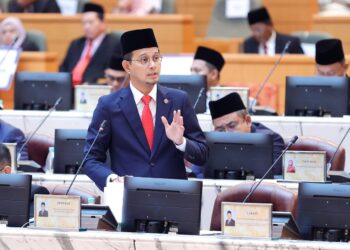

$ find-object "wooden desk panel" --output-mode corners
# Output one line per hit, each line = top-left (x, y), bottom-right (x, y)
(0, 52), (58, 109)
(220, 54), (317, 115)
(263, 0), (318, 33)
(313, 15), (350, 54)
(0, 14), (195, 64)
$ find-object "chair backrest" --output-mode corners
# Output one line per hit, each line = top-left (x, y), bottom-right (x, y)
(110, 30), (124, 43)
(210, 182), (297, 231)
(206, 0), (262, 38)
(77, 0), (90, 13)
(26, 30), (47, 51)
(27, 134), (54, 167)
(286, 136), (345, 171)
(0, 0), (9, 12)
(161, 0), (175, 13)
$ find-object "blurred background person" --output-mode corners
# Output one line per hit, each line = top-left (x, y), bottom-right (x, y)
(60, 3), (121, 85)
(0, 16), (39, 51)
(113, 0), (157, 15)
(8, 0), (61, 13)
(104, 55), (129, 92)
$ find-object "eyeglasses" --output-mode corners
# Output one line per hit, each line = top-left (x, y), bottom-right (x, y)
(105, 74), (127, 83)
(130, 53), (162, 66)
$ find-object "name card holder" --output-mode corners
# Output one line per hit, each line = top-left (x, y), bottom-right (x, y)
(222, 202), (272, 239)
(34, 194), (81, 230)
(283, 151), (326, 182)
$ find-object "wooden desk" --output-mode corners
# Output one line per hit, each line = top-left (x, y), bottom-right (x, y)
(0, 14), (195, 64)
(313, 15), (350, 54)
(0, 52), (58, 109)
(0, 227), (348, 250)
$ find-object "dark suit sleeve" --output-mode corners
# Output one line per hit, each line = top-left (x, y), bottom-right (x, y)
(288, 37), (304, 54)
(243, 37), (258, 54)
(272, 133), (285, 175)
(5, 127), (28, 160)
(181, 93), (209, 166)
(83, 97), (113, 190)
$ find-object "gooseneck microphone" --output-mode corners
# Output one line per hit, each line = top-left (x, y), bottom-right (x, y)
(249, 40), (291, 113)
(65, 120), (107, 195)
(193, 87), (205, 110)
(17, 97), (62, 162)
(242, 135), (298, 203)
(327, 127), (350, 173)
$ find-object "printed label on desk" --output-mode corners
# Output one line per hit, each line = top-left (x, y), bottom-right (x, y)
(222, 202), (272, 238)
(34, 194), (81, 230)
(283, 151), (326, 182)
(75, 85), (112, 112)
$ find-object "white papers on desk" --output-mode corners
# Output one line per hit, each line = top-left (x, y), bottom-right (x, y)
(0, 48), (20, 90)
(56, 0), (79, 15)
(225, 0), (250, 18)
(104, 182), (124, 224)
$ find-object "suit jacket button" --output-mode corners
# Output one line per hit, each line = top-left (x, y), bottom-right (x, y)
(150, 162), (155, 167)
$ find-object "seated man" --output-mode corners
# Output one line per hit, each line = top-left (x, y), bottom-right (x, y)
(190, 46), (225, 89)
(0, 143), (49, 217)
(60, 3), (122, 85)
(315, 38), (348, 77)
(208, 92), (285, 175)
(243, 7), (304, 55)
(0, 119), (28, 160)
(8, 0), (61, 13)
(105, 54), (129, 92)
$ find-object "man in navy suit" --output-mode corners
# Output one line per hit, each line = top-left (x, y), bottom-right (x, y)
(243, 7), (303, 55)
(60, 3), (121, 85)
(83, 28), (209, 190)
(0, 119), (28, 160)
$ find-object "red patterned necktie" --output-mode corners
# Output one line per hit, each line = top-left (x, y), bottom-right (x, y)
(72, 40), (93, 86)
(141, 95), (154, 150)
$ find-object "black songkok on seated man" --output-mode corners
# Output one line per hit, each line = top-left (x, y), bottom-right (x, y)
(194, 46), (225, 72)
(209, 92), (246, 119)
(83, 2), (105, 16)
(316, 39), (345, 65)
(247, 7), (271, 25)
(108, 55), (125, 71)
(120, 28), (158, 56)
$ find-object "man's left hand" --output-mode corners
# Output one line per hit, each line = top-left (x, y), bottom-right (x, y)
(161, 110), (184, 145)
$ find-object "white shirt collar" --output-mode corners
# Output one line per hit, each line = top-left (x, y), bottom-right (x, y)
(266, 30), (276, 47)
(129, 82), (157, 104)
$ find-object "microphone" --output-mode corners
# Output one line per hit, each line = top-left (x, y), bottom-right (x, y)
(242, 135), (298, 203)
(65, 120), (107, 195)
(249, 40), (291, 113)
(326, 127), (350, 173)
(193, 87), (205, 110)
(17, 97), (62, 162)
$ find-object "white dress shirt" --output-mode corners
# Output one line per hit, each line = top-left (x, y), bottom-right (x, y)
(79, 33), (106, 59)
(258, 30), (276, 56)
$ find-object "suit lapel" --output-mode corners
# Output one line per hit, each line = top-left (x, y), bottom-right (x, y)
(120, 87), (150, 154)
(151, 86), (172, 159)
